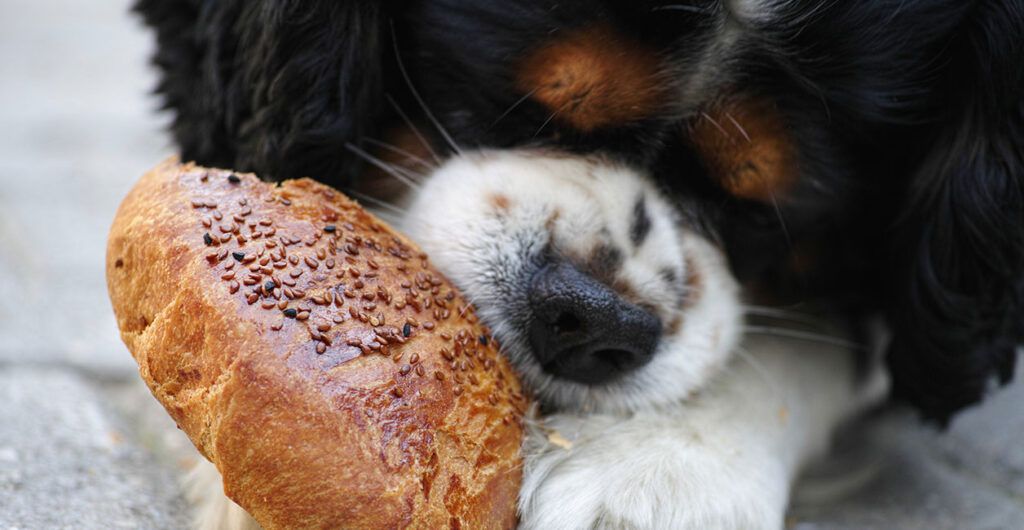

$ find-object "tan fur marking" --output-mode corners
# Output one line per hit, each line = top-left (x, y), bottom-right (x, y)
(683, 255), (702, 308)
(666, 315), (683, 335)
(517, 25), (668, 132)
(689, 97), (798, 202)
(488, 193), (512, 212)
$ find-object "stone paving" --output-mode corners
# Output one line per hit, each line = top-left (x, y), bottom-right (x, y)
(1, 1), (1021, 528)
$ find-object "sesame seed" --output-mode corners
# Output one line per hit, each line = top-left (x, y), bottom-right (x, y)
(316, 342), (326, 354)
(324, 225), (336, 233)
(415, 365), (425, 377)
(232, 251), (245, 261)
(296, 311), (310, 321)
(227, 174), (241, 184)
(399, 364), (411, 376)
(203, 233), (214, 246)
(479, 335), (488, 346)
(283, 308), (297, 318)
(402, 323), (411, 337)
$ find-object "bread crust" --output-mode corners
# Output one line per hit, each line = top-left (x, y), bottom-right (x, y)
(107, 159), (525, 529)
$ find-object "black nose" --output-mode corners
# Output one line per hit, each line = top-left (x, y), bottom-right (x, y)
(527, 261), (661, 385)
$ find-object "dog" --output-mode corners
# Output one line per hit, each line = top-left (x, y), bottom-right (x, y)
(135, 1), (1023, 528)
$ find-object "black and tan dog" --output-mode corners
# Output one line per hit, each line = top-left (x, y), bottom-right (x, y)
(135, 1), (1023, 527)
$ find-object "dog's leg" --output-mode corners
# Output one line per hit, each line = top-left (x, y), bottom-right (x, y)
(185, 458), (262, 530)
(518, 334), (887, 530)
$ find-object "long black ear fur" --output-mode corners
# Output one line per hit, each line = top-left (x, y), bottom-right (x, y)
(887, 2), (1024, 424)
(133, 0), (387, 185)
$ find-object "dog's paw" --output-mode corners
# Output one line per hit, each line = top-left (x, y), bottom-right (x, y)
(518, 413), (787, 530)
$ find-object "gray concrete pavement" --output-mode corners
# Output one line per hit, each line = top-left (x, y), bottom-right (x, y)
(1, 0), (1021, 528)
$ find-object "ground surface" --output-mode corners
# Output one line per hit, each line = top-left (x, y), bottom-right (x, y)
(1, 1), (1022, 528)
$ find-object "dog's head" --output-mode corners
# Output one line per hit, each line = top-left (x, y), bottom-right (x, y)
(140, 0), (1024, 422)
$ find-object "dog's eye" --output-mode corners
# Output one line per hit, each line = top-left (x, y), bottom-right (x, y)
(686, 97), (798, 202)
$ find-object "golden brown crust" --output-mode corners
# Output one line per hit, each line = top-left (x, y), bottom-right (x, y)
(107, 158), (526, 529)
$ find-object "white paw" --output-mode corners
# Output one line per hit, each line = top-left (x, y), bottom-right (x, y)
(518, 413), (787, 530)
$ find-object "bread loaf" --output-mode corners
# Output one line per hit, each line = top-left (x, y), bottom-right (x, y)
(106, 159), (526, 529)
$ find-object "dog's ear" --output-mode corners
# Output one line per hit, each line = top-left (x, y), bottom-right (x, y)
(886, 5), (1024, 424)
(135, 0), (388, 185)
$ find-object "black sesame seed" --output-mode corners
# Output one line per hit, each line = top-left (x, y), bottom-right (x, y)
(402, 323), (411, 337)
(203, 233), (213, 246)
(479, 335), (488, 346)
(227, 174), (241, 184)
(324, 225), (337, 233)
(232, 251), (246, 261)
(283, 308), (297, 318)
(264, 281), (275, 292)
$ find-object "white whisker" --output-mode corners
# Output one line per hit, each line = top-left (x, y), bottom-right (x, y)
(534, 98), (576, 137)
(742, 305), (822, 327)
(724, 112), (752, 142)
(490, 88), (539, 130)
(386, 94), (443, 165)
(343, 188), (408, 217)
(651, 4), (714, 15)
(390, 21), (463, 156)
(743, 325), (866, 351)
(768, 190), (794, 254)
(345, 142), (422, 191)
(701, 111), (732, 140)
(363, 137), (437, 170)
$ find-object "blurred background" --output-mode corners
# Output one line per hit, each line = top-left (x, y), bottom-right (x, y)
(1, 1), (1022, 528)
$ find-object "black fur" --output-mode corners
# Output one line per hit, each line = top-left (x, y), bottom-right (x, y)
(134, 0), (1023, 423)
(885, 2), (1024, 423)
(134, 0), (390, 186)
